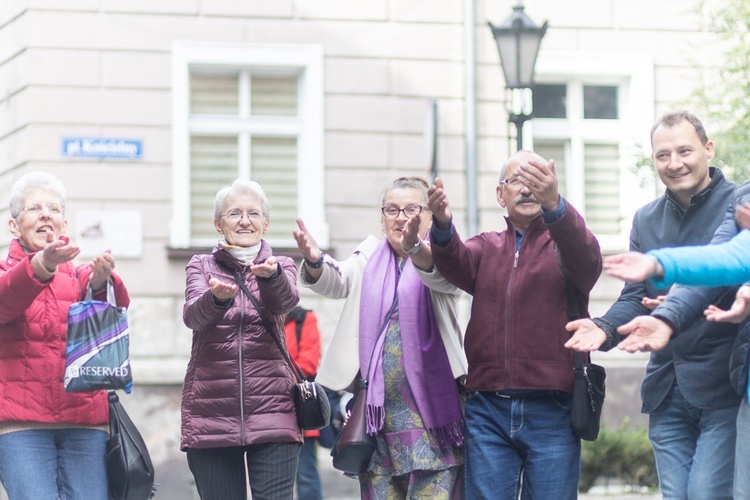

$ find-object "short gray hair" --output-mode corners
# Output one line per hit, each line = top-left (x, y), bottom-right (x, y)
(213, 178), (270, 221)
(380, 176), (430, 207)
(9, 171), (67, 218)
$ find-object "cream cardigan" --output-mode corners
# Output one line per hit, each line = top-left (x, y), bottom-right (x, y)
(299, 235), (468, 391)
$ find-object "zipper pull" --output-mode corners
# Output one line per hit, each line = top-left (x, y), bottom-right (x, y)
(514, 250), (519, 268)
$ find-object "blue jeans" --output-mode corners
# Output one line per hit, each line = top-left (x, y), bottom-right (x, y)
(464, 391), (580, 500)
(296, 437), (322, 500)
(736, 397), (750, 499)
(649, 384), (737, 500)
(0, 428), (108, 500)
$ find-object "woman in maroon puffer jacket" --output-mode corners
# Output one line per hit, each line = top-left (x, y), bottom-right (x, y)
(0, 171), (130, 499)
(181, 178), (301, 500)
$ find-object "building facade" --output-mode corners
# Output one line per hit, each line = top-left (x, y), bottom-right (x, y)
(0, 0), (726, 495)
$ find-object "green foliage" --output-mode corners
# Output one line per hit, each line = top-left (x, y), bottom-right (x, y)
(690, 0), (750, 182)
(579, 420), (658, 493)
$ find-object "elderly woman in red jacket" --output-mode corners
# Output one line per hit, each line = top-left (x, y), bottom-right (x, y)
(0, 171), (129, 499)
(181, 178), (301, 500)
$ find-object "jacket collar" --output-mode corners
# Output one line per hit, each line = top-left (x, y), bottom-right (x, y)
(664, 166), (724, 212)
(212, 239), (272, 272)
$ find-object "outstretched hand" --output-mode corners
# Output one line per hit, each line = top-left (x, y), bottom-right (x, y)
(293, 218), (322, 263)
(250, 256), (279, 279)
(401, 214), (421, 253)
(516, 158), (559, 211)
(88, 250), (116, 292)
(564, 318), (607, 352)
(705, 285), (750, 324)
(40, 230), (80, 270)
(617, 315), (673, 353)
(209, 277), (238, 301)
(604, 252), (661, 282)
(427, 178), (452, 229)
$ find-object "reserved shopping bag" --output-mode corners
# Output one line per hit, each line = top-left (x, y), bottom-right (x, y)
(64, 282), (132, 393)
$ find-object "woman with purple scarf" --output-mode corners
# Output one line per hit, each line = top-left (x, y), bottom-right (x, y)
(294, 177), (467, 499)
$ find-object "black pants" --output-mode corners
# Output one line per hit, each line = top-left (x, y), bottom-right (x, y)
(186, 442), (301, 500)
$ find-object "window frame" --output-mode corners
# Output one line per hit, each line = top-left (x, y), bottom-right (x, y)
(530, 52), (655, 252)
(171, 41), (327, 249)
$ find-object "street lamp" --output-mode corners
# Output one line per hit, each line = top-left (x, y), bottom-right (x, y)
(489, 2), (548, 152)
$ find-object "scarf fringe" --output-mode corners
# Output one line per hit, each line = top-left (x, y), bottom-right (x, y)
(366, 404), (385, 435)
(427, 421), (465, 448)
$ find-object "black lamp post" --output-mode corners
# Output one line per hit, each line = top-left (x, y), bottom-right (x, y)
(489, 2), (547, 152)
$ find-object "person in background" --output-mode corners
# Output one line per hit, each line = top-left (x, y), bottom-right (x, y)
(565, 111), (740, 499)
(294, 176), (467, 500)
(181, 178), (301, 500)
(284, 305), (324, 500)
(428, 150), (602, 499)
(0, 171), (130, 499)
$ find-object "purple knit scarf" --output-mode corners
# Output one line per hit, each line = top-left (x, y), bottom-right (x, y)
(359, 238), (464, 448)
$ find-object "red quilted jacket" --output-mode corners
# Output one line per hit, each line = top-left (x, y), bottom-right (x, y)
(0, 238), (130, 425)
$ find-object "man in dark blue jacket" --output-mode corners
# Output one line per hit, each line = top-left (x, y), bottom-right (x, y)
(565, 111), (740, 499)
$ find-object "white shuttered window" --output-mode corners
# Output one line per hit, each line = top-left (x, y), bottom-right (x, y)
(172, 42), (326, 249)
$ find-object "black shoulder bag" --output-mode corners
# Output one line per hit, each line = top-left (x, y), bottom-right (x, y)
(232, 272), (331, 431)
(558, 250), (606, 441)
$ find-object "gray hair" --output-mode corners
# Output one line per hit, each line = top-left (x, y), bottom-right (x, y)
(9, 171), (67, 218)
(499, 149), (537, 184)
(213, 178), (270, 221)
(380, 176), (430, 207)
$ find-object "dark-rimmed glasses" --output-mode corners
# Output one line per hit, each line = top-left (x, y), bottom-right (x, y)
(381, 205), (426, 219)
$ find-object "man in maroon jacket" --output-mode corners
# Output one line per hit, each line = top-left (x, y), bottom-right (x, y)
(426, 150), (602, 499)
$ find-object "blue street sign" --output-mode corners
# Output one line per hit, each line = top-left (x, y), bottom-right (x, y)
(62, 138), (143, 159)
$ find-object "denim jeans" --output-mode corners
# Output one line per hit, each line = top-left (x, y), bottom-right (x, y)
(464, 391), (580, 500)
(736, 397), (750, 499)
(648, 384), (737, 500)
(296, 437), (322, 500)
(0, 428), (108, 500)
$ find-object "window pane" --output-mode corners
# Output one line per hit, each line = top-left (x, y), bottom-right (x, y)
(534, 141), (567, 197)
(190, 136), (238, 241)
(585, 143), (620, 235)
(250, 137), (298, 241)
(251, 75), (298, 116)
(533, 84), (566, 119)
(190, 72), (239, 115)
(583, 85), (618, 119)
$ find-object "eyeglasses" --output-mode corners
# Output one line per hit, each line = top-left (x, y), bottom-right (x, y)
(221, 210), (264, 222)
(500, 177), (523, 188)
(381, 205), (427, 219)
(22, 202), (64, 215)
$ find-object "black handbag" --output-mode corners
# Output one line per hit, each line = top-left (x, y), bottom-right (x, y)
(558, 249), (606, 441)
(571, 353), (606, 441)
(330, 382), (376, 475)
(233, 273), (331, 431)
(107, 391), (157, 500)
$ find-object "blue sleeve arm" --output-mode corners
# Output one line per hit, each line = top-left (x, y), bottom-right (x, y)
(648, 230), (750, 288)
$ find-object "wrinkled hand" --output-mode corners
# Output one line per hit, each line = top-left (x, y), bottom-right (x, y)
(604, 252), (661, 282)
(40, 230), (80, 269)
(427, 177), (452, 229)
(250, 256), (279, 279)
(293, 218), (322, 263)
(737, 203), (750, 230)
(516, 158), (559, 211)
(564, 318), (607, 352)
(641, 295), (666, 311)
(401, 214), (421, 253)
(209, 277), (238, 301)
(617, 315), (673, 353)
(88, 250), (115, 292)
(705, 285), (750, 324)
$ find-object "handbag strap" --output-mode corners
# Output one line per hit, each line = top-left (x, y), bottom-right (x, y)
(231, 271), (306, 383)
(555, 246), (585, 371)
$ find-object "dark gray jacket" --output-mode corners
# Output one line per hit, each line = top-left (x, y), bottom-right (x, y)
(596, 168), (740, 413)
(652, 179), (750, 396)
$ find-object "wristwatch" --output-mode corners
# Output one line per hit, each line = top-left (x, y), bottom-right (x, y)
(406, 238), (422, 256)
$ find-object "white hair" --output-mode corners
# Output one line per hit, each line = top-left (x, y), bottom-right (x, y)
(213, 178), (270, 221)
(9, 171), (66, 218)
